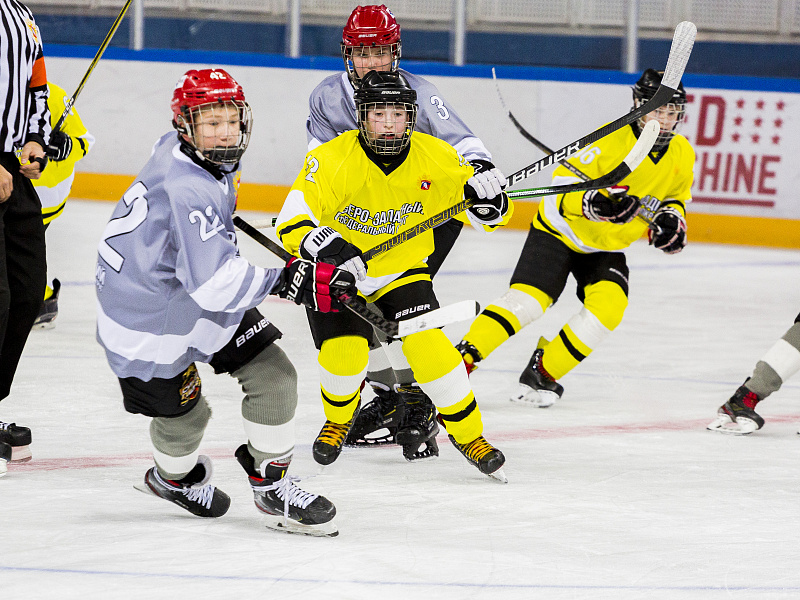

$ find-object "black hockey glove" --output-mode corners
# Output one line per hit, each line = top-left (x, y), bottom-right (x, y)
(649, 205), (687, 254)
(582, 185), (639, 224)
(300, 226), (367, 281)
(272, 257), (356, 312)
(465, 162), (509, 227)
(45, 130), (73, 162)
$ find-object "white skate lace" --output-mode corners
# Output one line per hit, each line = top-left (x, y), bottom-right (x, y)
(180, 484), (215, 509)
(265, 475), (318, 526)
(0, 422), (11, 430)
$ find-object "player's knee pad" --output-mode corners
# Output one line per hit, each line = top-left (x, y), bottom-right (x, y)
(150, 394), (211, 477)
(582, 281), (628, 331)
(232, 344), (297, 436)
(401, 329), (462, 383)
(503, 285), (549, 328)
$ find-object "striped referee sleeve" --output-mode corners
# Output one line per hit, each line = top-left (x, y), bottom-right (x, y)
(0, 0), (50, 151)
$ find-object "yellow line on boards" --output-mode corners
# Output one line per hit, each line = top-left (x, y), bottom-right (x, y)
(70, 173), (800, 249)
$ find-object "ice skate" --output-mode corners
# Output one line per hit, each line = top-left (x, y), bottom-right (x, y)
(456, 340), (482, 375)
(313, 405), (359, 466)
(394, 385), (439, 461)
(0, 441), (11, 477)
(0, 420), (32, 463)
(446, 431), (507, 483)
(32, 279), (60, 330)
(707, 384), (764, 435)
(236, 444), (337, 537)
(345, 381), (403, 447)
(510, 345), (564, 408)
(135, 455), (230, 517)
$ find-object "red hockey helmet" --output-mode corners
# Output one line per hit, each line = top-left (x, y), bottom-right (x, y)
(171, 68), (252, 165)
(341, 5), (402, 87)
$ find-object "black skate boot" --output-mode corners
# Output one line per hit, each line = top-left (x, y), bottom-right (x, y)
(707, 384), (764, 435)
(394, 385), (439, 461)
(511, 345), (564, 408)
(0, 420), (32, 462)
(345, 381), (404, 447)
(456, 340), (482, 376)
(33, 278), (61, 330)
(235, 444), (337, 537)
(438, 416), (507, 483)
(0, 441), (11, 477)
(138, 455), (231, 517)
(313, 405), (359, 466)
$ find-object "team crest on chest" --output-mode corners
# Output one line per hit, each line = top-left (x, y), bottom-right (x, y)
(420, 180), (431, 190)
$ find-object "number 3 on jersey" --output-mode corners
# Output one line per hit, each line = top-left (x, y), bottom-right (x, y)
(98, 182), (149, 272)
(430, 96), (450, 120)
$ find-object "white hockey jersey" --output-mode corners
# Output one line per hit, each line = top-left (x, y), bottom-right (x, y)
(306, 69), (492, 162)
(96, 133), (282, 381)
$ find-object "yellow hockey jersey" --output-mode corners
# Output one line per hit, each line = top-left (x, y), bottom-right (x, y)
(534, 124), (694, 253)
(276, 130), (513, 300)
(32, 82), (95, 223)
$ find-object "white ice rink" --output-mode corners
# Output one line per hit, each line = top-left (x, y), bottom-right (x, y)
(4, 199), (800, 599)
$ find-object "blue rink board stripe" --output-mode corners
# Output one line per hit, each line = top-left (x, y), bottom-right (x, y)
(45, 44), (800, 93)
(1, 565), (798, 591)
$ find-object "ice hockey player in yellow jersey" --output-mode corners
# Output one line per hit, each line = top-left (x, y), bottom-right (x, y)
(457, 68), (695, 408)
(32, 82), (95, 328)
(275, 70), (512, 480)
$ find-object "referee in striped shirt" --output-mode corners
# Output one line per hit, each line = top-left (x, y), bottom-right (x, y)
(0, 0), (50, 467)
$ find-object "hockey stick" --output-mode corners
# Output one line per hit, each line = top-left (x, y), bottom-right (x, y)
(52, 0), (134, 133)
(491, 68), (657, 229)
(232, 215), (480, 338)
(504, 20), (695, 186)
(361, 119), (659, 263)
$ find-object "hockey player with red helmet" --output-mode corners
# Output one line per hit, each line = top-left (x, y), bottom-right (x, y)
(306, 5), (507, 461)
(96, 68), (356, 535)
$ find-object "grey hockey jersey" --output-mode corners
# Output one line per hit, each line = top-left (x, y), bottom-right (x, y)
(306, 69), (492, 161)
(96, 133), (282, 381)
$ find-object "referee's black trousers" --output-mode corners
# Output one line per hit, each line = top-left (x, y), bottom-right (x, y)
(0, 152), (47, 401)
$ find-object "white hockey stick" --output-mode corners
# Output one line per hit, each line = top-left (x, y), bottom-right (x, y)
(397, 300), (480, 337)
(505, 21), (696, 186)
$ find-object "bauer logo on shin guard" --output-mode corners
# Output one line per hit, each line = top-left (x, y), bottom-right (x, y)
(235, 317), (271, 347)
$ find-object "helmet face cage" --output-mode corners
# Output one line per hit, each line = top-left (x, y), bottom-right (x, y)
(342, 41), (402, 87)
(178, 100), (252, 165)
(632, 68), (687, 146)
(357, 101), (417, 156)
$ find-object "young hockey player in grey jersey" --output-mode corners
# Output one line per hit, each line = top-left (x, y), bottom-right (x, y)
(96, 69), (355, 536)
(306, 5), (507, 461)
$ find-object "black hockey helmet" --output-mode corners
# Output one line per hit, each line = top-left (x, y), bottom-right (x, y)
(632, 68), (687, 146)
(354, 70), (417, 156)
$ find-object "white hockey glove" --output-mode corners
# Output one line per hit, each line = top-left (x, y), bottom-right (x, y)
(467, 159), (507, 202)
(582, 185), (639, 224)
(300, 226), (367, 281)
(465, 160), (509, 228)
(648, 205), (687, 254)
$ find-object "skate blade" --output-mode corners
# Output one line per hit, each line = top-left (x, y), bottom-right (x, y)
(133, 481), (158, 496)
(32, 319), (56, 330)
(263, 515), (338, 537)
(487, 468), (508, 484)
(0, 460), (7, 477)
(344, 430), (396, 447)
(10, 446), (32, 463)
(509, 385), (558, 408)
(706, 415), (758, 435)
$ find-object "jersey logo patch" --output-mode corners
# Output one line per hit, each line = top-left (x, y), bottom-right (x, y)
(189, 206), (225, 241)
(420, 180), (431, 190)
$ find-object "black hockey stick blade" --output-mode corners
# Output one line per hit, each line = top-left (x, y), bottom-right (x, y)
(506, 120), (659, 200)
(504, 21), (696, 186)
